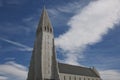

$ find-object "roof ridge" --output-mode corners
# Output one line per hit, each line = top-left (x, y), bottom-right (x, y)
(58, 62), (89, 69)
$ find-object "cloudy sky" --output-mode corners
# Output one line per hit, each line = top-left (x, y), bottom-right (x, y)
(0, 0), (120, 80)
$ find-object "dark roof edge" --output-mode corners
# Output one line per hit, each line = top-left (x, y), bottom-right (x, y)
(58, 62), (101, 78)
(58, 62), (90, 69)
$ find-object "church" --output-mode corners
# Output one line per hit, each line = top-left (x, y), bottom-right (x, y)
(27, 6), (102, 80)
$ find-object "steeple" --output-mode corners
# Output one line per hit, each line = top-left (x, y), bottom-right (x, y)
(37, 6), (53, 35)
(27, 6), (59, 80)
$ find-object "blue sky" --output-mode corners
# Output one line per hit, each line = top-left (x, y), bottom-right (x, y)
(0, 0), (120, 80)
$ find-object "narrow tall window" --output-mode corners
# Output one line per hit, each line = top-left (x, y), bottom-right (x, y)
(75, 76), (76, 80)
(47, 26), (49, 32)
(64, 76), (65, 80)
(69, 76), (71, 80)
(84, 78), (85, 80)
(45, 26), (46, 31)
(50, 28), (52, 33)
(79, 77), (81, 80)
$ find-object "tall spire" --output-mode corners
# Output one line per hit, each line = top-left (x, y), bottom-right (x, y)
(37, 6), (53, 35)
(27, 6), (60, 80)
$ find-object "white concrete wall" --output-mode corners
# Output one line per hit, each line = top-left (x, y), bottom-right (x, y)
(42, 31), (53, 79)
(59, 73), (101, 80)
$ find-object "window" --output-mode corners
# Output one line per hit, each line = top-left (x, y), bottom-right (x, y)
(64, 76), (65, 80)
(75, 76), (76, 80)
(36, 27), (42, 35)
(47, 27), (49, 32)
(50, 28), (52, 33)
(69, 76), (71, 80)
(45, 26), (46, 31)
(84, 78), (85, 80)
(79, 77), (81, 80)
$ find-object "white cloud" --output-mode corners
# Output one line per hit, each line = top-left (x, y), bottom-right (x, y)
(48, 9), (60, 16)
(0, 37), (33, 51)
(23, 16), (34, 22)
(4, 58), (15, 61)
(56, 1), (82, 13)
(100, 70), (120, 80)
(0, 76), (8, 80)
(0, 61), (28, 80)
(48, 1), (82, 15)
(47, 1), (84, 28)
(55, 0), (120, 65)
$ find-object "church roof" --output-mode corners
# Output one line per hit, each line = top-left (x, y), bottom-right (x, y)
(58, 63), (100, 78)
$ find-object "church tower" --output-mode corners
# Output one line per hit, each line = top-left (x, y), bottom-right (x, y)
(27, 7), (60, 80)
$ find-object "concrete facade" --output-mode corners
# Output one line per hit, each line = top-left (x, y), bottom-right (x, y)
(27, 7), (101, 80)
(59, 73), (100, 80)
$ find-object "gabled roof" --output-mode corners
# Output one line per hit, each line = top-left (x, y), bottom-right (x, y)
(58, 63), (100, 78)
